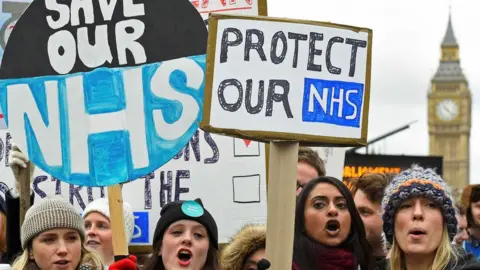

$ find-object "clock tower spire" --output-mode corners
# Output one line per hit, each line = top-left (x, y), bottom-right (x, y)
(428, 11), (471, 191)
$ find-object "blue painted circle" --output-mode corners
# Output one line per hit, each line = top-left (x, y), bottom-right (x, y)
(181, 201), (204, 218)
(0, 0), (208, 187)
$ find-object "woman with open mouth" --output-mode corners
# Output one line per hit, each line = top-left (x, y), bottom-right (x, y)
(10, 197), (104, 270)
(382, 165), (480, 270)
(293, 176), (375, 270)
(83, 198), (135, 267)
(144, 198), (219, 270)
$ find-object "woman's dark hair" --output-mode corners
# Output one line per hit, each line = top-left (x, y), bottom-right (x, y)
(466, 186), (480, 228)
(293, 176), (375, 270)
(144, 228), (219, 270)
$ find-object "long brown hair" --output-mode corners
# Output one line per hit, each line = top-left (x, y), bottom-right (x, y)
(0, 212), (6, 253)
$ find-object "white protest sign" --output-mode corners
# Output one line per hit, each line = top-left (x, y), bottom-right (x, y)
(312, 146), (346, 179)
(0, 129), (267, 245)
(202, 15), (372, 146)
(190, 0), (267, 22)
(0, 0), (209, 187)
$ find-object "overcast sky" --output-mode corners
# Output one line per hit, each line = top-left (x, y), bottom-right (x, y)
(268, 0), (480, 184)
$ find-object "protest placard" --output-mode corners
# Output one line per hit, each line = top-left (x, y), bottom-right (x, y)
(0, 129), (268, 246)
(0, 0), (208, 257)
(192, 0), (267, 25)
(201, 14), (372, 269)
(202, 14), (372, 146)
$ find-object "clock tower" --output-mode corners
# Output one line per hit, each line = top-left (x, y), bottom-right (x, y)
(428, 13), (471, 191)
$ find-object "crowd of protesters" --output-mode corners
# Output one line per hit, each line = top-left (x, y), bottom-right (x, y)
(1, 146), (480, 269)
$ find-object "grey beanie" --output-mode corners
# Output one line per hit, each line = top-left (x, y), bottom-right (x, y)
(21, 196), (85, 249)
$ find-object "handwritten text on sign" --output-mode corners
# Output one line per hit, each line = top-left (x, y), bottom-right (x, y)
(206, 17), (371, 140)
(0, 0), (208, 186)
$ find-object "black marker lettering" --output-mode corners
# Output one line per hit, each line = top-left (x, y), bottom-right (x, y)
(245, 79), (264, 114)
(160, 171), (173, 207)
(307, 32), (323, 72)
(69, 184), (85, 210)
(184, 130), (200, 162)
(326, 36), (344, 75)
(33, 176), (48, 198)
(87, 187), (94, 203)
(244, 29), (266, 62)
(288, 32), (307, 68)
(0, 137), (4, 163)
(52, 177), (61, 195)
(141, 172), (154, 209)
(5, 132), (11, 167)
(204, 132), (219, 164)
(218, 79), (243, 112)
(175, 170), (190, 201)
(270, 31), (287, 64)
(266, 80), (293, 118)
(220, 28), (243, 63)
(346, 38), (367, 77)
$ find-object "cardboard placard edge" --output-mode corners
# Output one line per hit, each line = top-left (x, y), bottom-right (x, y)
(201, 14), (372, 146)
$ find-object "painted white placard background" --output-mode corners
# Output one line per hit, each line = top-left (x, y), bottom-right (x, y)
(0, 129), (267, 245)
(312, 146), (347, 180)
(209, 19), (370, 139)
(191, 0), (260, 20)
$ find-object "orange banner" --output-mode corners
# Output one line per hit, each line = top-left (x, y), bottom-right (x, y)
(343, 165), (402, 179)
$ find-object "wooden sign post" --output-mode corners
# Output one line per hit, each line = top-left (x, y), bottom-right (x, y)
(265, 142), (298, 268)
(18, 163), (32, 226)
(0, 0), (208, 258)
(108, 185), (129, 258)
(202, 14), (372, 269)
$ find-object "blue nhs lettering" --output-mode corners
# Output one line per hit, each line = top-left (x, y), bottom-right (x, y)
(0, 56), (205, 187)
(302, 78), (364, 128)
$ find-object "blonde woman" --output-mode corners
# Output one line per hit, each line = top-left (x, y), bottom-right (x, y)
(381, 165), (480, 270)
(11, 197), (104, 270)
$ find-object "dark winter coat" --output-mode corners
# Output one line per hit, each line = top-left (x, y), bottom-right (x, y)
(0, 189), (34, 264)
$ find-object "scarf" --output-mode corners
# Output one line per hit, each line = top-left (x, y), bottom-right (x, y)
(292, 248), (356, 270)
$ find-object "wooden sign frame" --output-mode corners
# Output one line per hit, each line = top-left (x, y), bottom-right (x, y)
(201, 14), (373, 147)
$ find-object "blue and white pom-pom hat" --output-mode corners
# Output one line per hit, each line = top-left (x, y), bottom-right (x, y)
(382, 164), (457, 245)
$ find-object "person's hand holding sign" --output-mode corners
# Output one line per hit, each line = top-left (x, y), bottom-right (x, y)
(10, 143), (34, 194)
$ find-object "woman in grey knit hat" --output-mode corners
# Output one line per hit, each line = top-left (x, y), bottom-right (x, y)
(381, 165), (480, 270)
(11, 196), (104, 270)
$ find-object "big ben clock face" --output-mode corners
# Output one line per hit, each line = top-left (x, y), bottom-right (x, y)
(436, 99), (459, 121)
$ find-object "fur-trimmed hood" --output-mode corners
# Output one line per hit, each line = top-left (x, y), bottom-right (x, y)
(221, 224), (266, 270)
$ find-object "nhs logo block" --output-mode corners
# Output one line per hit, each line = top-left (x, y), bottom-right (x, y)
(302, 78), (364, 128)
(131, 212), (149, 244)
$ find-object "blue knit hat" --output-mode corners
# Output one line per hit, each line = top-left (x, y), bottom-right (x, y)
(382, 165), (457, 245)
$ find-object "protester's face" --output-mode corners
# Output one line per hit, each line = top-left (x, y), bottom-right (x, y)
(304, 182), (351, 246)
(242, 248), (265, 270)
(31, 228), (82, 270)
(160, 220), (209, 270)
(454, 214), (469, 245)
(84, 212), (113, 262)
(296, 162), (319, 196)
(394, 197), (443, 256)
(471, 201), (480, 225)
(354, 189), (383, 248)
